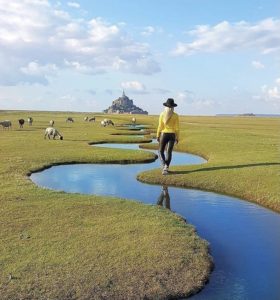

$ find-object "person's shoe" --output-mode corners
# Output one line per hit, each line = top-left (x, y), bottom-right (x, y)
(162, 169), (168, 175)
(162, 164), (169, 175)
(164, 164), (169, 172)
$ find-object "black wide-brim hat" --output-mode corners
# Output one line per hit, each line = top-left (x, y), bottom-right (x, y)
(163, 98), (177, 107)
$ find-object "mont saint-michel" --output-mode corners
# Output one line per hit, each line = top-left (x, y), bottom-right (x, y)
(103, 91), (148, 115)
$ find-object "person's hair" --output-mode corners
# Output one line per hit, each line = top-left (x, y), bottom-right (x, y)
(163, 107), (174, 124)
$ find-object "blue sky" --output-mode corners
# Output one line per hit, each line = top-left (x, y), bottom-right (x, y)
(0, 0), (279, 115)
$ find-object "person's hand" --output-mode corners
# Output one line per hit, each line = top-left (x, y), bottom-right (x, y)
(156, 137), (160, 143)
(175, 139), (179, 144)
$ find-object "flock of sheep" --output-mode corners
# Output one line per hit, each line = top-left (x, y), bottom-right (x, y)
(0, 116), (137, 141)
(0, 117), (33, 129)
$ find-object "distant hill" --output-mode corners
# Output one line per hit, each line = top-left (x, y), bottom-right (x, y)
(104, 91), (148, 115)
(238, 113), (255, 116)
(216, 114), (280, 117)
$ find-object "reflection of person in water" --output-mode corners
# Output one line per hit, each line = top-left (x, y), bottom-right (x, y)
(157, 186), (171, 210)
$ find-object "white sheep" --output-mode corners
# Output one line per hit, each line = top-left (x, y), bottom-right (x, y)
(0, 120), (12, 129)
(131, 117), (136, 124)
(49, 120), (54, 127)
(44, 127), (63, 140)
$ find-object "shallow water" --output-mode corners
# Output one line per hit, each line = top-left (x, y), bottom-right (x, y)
(30, 142), (280, 300)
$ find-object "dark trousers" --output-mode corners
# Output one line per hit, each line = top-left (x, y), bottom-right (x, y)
(159, 133), (176, 167)
(157, 186), (171, 210)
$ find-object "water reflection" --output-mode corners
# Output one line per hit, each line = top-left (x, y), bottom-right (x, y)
(157, 185), (171, 210)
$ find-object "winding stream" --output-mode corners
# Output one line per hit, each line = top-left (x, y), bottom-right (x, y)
(30, 140), (280, 299)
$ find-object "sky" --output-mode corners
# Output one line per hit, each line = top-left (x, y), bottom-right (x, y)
(0, 0), (280, 115)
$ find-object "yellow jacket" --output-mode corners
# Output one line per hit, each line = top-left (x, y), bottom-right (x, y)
(157, 112), (180, 140)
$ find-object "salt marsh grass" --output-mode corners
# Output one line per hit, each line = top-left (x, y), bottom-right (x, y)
(0, 111), (212, 299)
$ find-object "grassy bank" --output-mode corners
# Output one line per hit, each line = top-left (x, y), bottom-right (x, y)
(0, 111), (212, 299)
(138, 115), (280, 213)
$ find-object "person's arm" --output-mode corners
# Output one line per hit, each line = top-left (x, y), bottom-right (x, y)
(156, 113), (164, 142)
(175, 114), (179, 143)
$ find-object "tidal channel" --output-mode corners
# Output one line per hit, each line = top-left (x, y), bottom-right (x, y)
(30, 141), (280, 299)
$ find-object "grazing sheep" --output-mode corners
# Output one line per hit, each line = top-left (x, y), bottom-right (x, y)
(88, 117), (95, 122)
(18, 119), (25, 128)
(131, 117), (136, 124)
(101, 119), (114, 127)
(27, 117), (33, 126)
(44, 127), (63, 140)
(66, 117), (74, 123)
(49, 120), (54, 127)
(84, 116), (88, 121)
(106, 119), (114, 126)
(0, 120), (12, 129)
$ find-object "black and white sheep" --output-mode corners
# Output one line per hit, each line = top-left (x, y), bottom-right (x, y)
(89, 117), (96, 122)
(44, 127), (63, 140)
(101, 119), (114, 127)
(0, 120), (12, 129)
(27, 117), (33, 126)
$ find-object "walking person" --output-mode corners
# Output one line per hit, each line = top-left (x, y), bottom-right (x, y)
(156, 98), (180, 175)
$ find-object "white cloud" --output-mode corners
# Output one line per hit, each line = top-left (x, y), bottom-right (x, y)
(173, 18), (280, 56)
(267, 86), (280, 100)
(0, 0), (160, 85)
(141, 26), (163, 36)
(67, 2), (80, 8)
(141, 26), (155, 36)
(64, 59), (95, 74)
(20, 61), (58, 76)
(176, 90), (195, 102)
(177, 92), (188, 101)
(251, 60), (265, 69)
(256, 79), (280, 106)
(121, 81), (148, 94)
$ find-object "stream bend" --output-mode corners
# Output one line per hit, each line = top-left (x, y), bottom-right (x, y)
(30, 140), (280, 300)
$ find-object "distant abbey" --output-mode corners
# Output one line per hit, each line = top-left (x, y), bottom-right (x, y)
(103, 91), (148, 115)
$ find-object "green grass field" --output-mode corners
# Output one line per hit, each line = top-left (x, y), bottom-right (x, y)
(0, 110), (279, 299)
(0, 111), (211, 299)
(139, 115), (280, 213)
